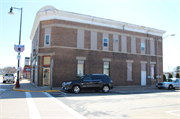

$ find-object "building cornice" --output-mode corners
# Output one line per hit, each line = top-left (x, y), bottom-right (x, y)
(30, 6), (166, 40)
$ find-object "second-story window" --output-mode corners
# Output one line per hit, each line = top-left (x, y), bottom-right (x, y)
(114, 39), (119, 43)
(141, 43), (145, 51)
(103, 38), (108, 47)
(45, 35), (50, 45)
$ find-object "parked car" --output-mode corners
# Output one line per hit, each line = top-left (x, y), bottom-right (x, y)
(62, 74), (113, 93)
(156, 78), (180, 89)
(3, 73), (15, 83)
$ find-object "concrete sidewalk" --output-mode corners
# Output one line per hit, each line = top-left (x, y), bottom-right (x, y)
(13, 79), (60, 92)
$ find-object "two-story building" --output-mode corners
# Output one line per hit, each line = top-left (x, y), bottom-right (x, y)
(30, 6), (166, 87)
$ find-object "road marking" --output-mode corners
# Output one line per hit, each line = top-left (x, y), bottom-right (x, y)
(25, 92), (42, 119)
(43, 92), (87, 119)
(166, 110), (180, 116)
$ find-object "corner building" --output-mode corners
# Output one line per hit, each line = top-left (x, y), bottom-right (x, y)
(30, 6), (166, 87)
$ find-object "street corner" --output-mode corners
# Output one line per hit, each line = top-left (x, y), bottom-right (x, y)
(13, 86), (60, 92)
(13, 85), (31, 92)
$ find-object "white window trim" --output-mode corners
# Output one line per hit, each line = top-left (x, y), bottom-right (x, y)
(44, 34), (51, 46)
(103, 37), (109, 47)
(103, 62), (110, 76)
(141, 43), (145, 51)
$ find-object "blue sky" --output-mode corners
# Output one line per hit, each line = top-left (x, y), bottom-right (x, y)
(0, 0), (179, 72)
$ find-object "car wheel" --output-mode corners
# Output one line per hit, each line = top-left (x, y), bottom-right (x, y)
(168, 85), (173, 90)
(102, 85), (109, 93)
(158, 87), (161, 89)
(72, 85), (80, 94)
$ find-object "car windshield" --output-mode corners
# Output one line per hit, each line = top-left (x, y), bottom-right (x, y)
(75, 76), (84, 80)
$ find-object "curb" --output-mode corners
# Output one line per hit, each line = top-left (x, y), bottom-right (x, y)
(13, 86), (59, 92)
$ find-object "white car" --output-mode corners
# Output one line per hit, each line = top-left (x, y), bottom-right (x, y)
(3, 73), (15, 83)
(156, 78), (180, 89)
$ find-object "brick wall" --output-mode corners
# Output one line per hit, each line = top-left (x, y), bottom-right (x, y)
(34, 19), (163, 86)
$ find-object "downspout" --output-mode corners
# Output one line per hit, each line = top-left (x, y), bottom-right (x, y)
(147, 28), (151, 85)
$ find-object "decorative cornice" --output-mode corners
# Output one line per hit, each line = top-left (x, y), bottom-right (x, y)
(30, 6), (166, 40)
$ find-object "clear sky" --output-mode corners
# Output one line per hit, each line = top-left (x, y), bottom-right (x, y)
(0, 0), (179, 72)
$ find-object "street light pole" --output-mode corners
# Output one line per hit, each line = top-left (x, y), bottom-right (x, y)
(154, 34), (175, 83)
(8, 7), (23, 87)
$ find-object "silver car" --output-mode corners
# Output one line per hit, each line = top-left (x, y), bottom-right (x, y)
(156, 78), (180, 89)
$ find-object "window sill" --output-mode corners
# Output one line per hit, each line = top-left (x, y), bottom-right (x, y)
(44, 45), (51, 47)
(127, 79), (133, 81)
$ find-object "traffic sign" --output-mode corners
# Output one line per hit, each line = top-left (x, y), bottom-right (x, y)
(17, 55), (21, 60)
(14, 45), (25, 53)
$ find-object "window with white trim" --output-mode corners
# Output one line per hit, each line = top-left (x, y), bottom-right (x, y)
(45, 34), (50, 45)
(103, 62), (109, 76)
(151, 65), (155, 79)
(44, 34), (50, 46)
(114, 39), (119, 43)
(103, 38), (108, 47)
(77, 61), (84, 76)
(141, 43), (145, 51)
(126, 60), (133, 81)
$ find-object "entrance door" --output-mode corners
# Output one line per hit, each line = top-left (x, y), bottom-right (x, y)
(141, 71), (146, 86)
(43, 68), (50, 87)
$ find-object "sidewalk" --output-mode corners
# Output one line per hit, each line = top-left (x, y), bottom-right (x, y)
(13, 79), (60, 92)
(13, 79), (158, 93)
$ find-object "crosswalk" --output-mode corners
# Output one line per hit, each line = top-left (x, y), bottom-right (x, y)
(0, 91), (87, 119)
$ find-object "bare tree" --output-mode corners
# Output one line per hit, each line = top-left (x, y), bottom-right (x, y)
(2, 67), (17, 74)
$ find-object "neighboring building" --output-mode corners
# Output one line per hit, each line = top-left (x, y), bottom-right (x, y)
(22, 57), (30, 79)
(22, 66), (30, 79)
(30, 6), (166, 87)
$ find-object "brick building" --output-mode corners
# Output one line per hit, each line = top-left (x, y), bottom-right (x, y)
(30, 6), (166, 87)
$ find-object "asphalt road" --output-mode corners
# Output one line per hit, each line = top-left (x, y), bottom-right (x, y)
(50, 90), (180, 119)
(1, 77), (180, 119)
(0, 75), (15, 96)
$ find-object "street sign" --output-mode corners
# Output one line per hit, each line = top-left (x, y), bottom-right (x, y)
(17, 55), (21, 60)
(17, 67), (20, 71)
(14, 45), (25, 53)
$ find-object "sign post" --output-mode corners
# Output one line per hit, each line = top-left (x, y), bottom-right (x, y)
(14, 45), (25, 88)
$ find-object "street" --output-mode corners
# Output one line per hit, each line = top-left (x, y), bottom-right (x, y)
(0, 77), (180, 119)
(50, 90), (180, 119)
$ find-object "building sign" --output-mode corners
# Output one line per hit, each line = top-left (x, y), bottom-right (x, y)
(43, 56), (50, 67)
(14, 45), (25, 53)
(25, 68), (31, 71)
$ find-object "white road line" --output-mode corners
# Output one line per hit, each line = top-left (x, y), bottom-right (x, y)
(43, 92), (87, 119)
(25, 92), (42, 119)
(166, 110), (180, 117)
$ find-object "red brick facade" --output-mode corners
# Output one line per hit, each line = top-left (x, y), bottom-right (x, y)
(30, 7), (165, 87)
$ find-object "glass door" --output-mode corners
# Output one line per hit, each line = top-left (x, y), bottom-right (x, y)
(43, 68), (50, 87)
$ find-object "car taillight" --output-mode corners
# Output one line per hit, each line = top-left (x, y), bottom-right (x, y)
(13, 77), (15, 79)
(3, 76), (4, 79)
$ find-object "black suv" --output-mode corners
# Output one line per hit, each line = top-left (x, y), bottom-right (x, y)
(62, 74), (113, 93)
